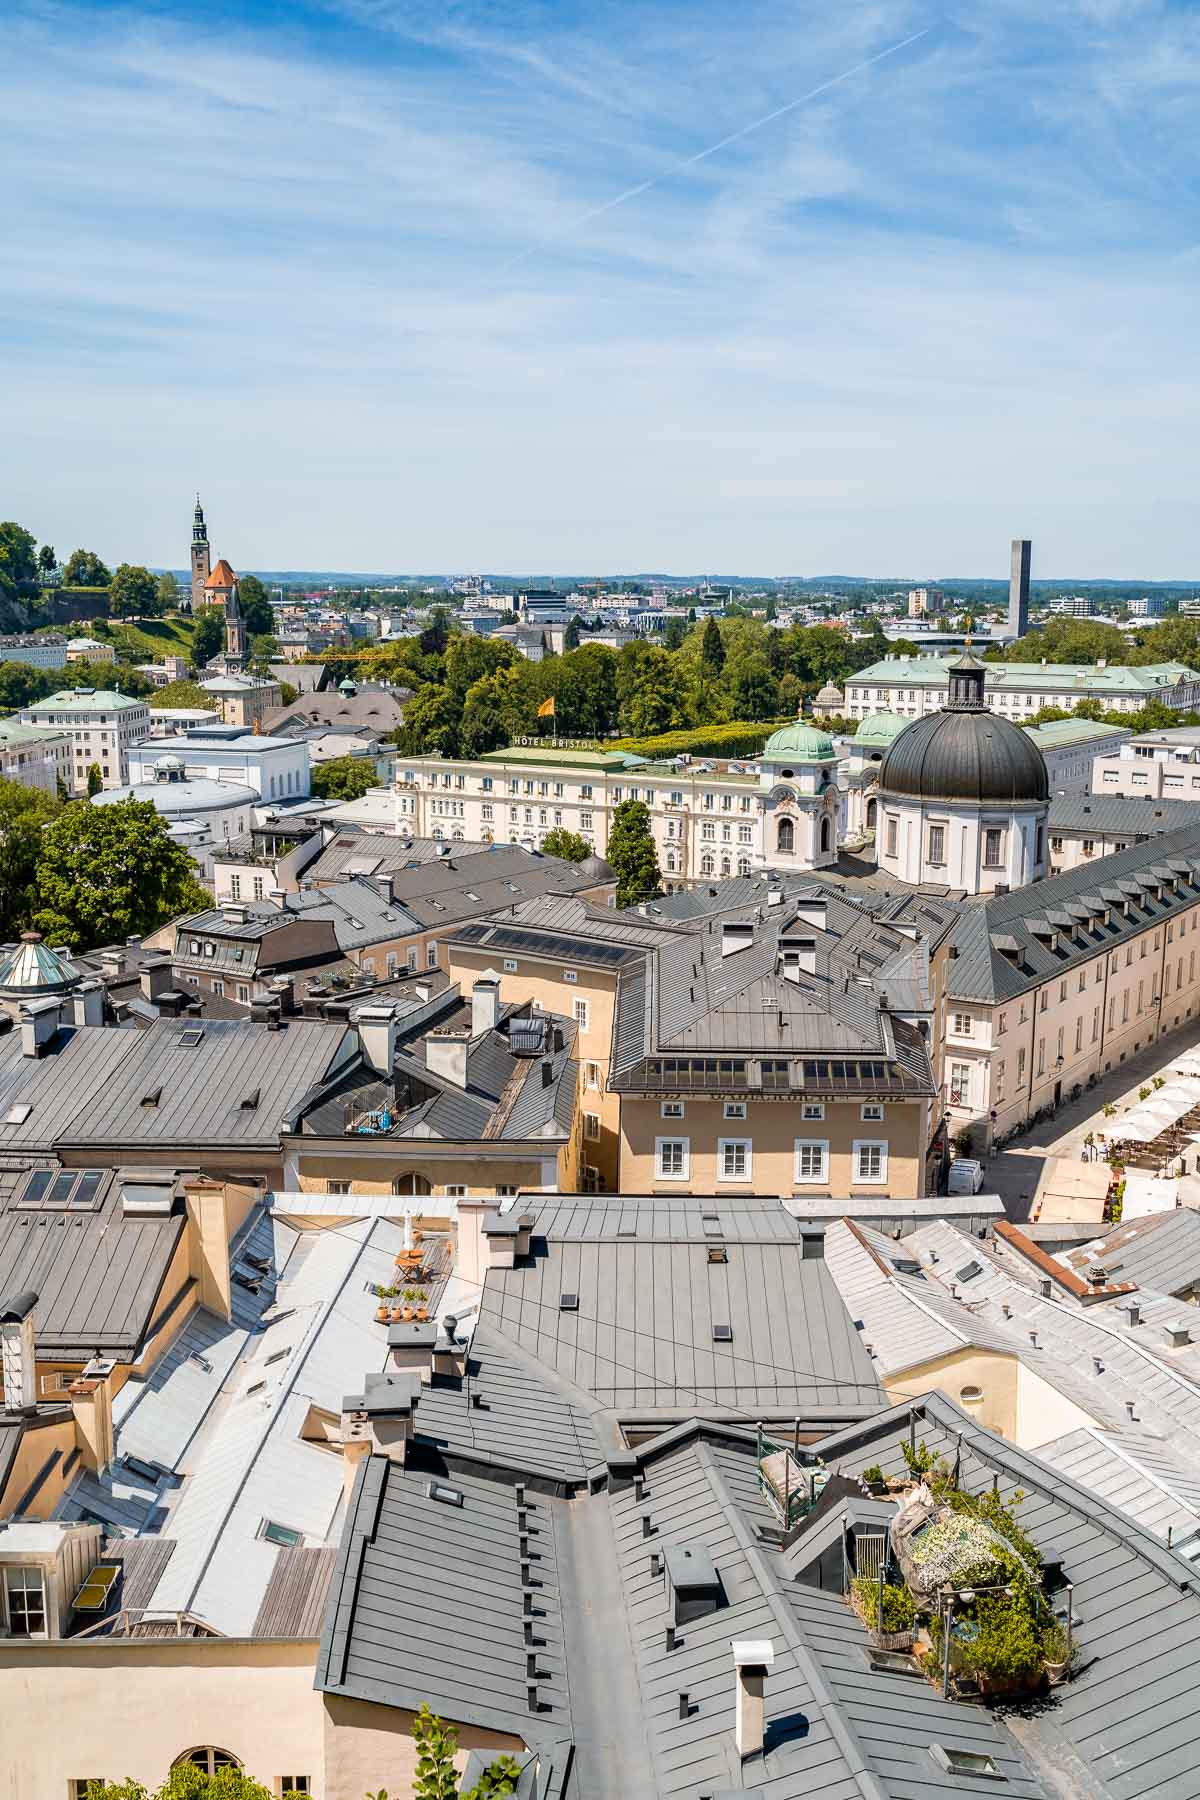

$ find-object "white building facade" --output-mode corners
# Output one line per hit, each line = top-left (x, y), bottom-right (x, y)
(0, 721), (72, 794)
(127, 730), (310, 802)
(844, 656), (1200, 724)
(21, 689), (151, 793)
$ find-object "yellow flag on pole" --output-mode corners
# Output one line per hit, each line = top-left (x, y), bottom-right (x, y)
(537, 695), (556, 718)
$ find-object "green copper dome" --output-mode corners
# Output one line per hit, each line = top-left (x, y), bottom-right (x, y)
(763, 720), (836, 762)
(855, 710), (910, 747)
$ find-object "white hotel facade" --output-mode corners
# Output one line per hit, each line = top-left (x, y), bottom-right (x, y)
(391, 723), (844, 883)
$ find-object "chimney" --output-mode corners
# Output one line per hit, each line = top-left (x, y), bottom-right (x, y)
(0, 1289), (39, 1412)
(183, 1178), (232, 1321)
(778, 934), (817, 981)
(70, 978), (106, 1026)
(387, 1319), (439, 1381)
(137, 960), (173, 1005)
(339, 1372), (421, 1480)
(792, 897), (827, 931)
(69, 1355), (116, 1474)
(732, 1639), (774, 1761)
(19, 998), (60, 1058)
(426, 1029), (469, 1089)
(666, 1545), (722, 1623)
(766, 885), (783, 907)
(222, 902), (248, 924)
(100, 948), (123, 979)
(471, 976), (501, 1037)
(721, 919), (755, 958)
(269, 976), (296, 1015)
(353, 1002), (399, 1077)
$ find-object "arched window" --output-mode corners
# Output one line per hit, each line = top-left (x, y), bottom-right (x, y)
(820, 815), (832, 854)
(665, 851), (677, 872)
(737, 857), (752, 876)
(431, 827), (443, 840)
(392, 1174), (432, 1196)
(452, 828), (464, 841)
(174, 1751), (241, 1776)
(776, 817), (795, 855)
(865, 796), (877, 829)
(700, 853), (715, 875)
(720, 856), (731, 876)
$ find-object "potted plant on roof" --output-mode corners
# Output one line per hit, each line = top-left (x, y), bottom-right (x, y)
(414, 1288), (429, 1322)
(402, 1289), (416, 1322)
(1041, 1622), (1074, 1686)
(861, 1464), (887, 1497)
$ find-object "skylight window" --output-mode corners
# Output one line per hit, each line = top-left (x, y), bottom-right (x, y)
(428, 1480), (464, 1508)
(559, 1293), (579, 1311)
(4, 1104), (32, 1126)
(258, 1519), (303, 1547)
(712, 1324), (733, 1343)
(929, 1745), (1005, 1780)
(177, 1029), (205, 1047)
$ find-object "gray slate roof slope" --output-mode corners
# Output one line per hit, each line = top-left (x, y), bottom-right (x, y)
(413, 1324), (602, 1485)
(305, 831), (494, 884)
(317, 1454), (572, 1744)
(523, 1193), (805, 1244)
(814, 1391), (1200, 1800)
(480, 1227), (882, 1416)
(0, 1026), (135, 1153)
(947, 820), (1200, 1001)
(1056, 1208), (1200, 1299)
(1047, 795), (1200, 836)
(1036, 1426), (1200, 1549)
(0, 1169), (185, 1358)
(60, 1017), (345, 1150)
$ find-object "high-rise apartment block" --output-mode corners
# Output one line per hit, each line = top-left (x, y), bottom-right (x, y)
(1009, 536), (1031, 638)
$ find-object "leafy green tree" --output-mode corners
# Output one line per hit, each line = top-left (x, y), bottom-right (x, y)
(700, 616), (725, 674)
(191, 608), (225, 666)
(412, 1701), (459, 1800)
(62, 548), (112, 587)
(156, 570), (179, 609)
(86, 763), (103, 797)
(33, 798), (213, 952)
(0, 521), (39, 594)
(419, 607), (453, 658)
(236, 575), (274, 637)
(662, 616), (687, 651)
(541, 825), (590, 861)
(0, 662), (63, 710)
(311, 755), (379, 801)
(458, 672), (513, 758)
(279, 680), (299, 705)
(563, 614), (582, 651)
(37, 542), (57, 581)
(108, 564), (161, 618)
(730, 655), (778, 720)
(395, 683), (460, 757)
(615, 643), (689, 736)
(554, 643), (618, 738)
(248, 633), (279, 674)
(152, 679), (211, 710)
(84, 1768), (274, 1798)
(0, 777), (60, 939)
(607, 798), (661, 907)
(445, 634), (517, 701)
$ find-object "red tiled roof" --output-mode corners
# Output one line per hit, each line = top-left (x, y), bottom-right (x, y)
(205, 559), (237, 589)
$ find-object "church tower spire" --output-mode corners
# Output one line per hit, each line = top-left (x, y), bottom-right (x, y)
(224, 578), (247, 668)
(190, 494), (211, 615)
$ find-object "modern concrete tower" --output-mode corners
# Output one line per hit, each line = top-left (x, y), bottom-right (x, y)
(190, 495), (211, 615)
(1009, 537), (1031, 639)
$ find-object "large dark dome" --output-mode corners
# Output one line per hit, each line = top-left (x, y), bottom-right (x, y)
(876, 654), (1049, 806)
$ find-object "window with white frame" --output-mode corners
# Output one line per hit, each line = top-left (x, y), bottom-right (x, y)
(444, 1185), (467, 1198)
(793, 1139), (828, 1183)
(952, 1012), (972, 1036)
(584, 1112), (600, 1140)
(719, 1138), (751, 1181)
(585, 1061), (601, 1089)
(949, 1061), (970, 1105)
(853, 1140), (888, 1183)
(860, 1101), (884, 1122)
(3, 1566), (46, 1637)
(801, 1101), (824, 1120)
(564, 970), (577, 983)
(427, 944), (438, 968)
(660, 1099), (684, 1118)
(723, 1101), (747, 1120)
(572, 998), (589, 1030)
(656, 1137), (689, 1180)
(277, 1780), (311, 1796)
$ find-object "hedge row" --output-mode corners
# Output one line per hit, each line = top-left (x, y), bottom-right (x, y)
(608, 718), (794, 759)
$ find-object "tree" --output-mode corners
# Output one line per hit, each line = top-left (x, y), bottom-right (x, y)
(279, 680), (299, 705)
(662, 616), (687, 651)
(236, 575), (274, 637)
(0, 521), (39, 594)
(563, 614), (582, 651)
(156, 570), (179, 609)
(700, 616), (725, 674)
(419, 607), (452, 658)
(412, 1701), (459, 1800)
(730, 655), (778, 720)
(248, 633), (279, 675)
(109, 563), (161, 618)
(542, 825), (590, 861)
(191, 607), (225, 667)
(86, 764), (103, 797)
(37, 543), (57, 581)
(62, 548), (112, 587)
(0, 777), (60, 940)
(444, 634), (517, 701)
(82, 1768), (275, 1798)
(607, 798), (660, 907)
(395, 683), (460, 757)
(33, 798), (213, 952)
(153, 679), (211, 710)
(311, 756), (379, 801)
(0, 662), (63, 710)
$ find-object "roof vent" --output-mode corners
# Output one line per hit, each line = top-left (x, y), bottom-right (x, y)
(1165, 1321), (1191, 1348)
(559, 1292), (578, 1311)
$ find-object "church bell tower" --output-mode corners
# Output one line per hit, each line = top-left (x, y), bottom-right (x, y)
(190, 495), (211, 615)
(224, 582), (247, 668)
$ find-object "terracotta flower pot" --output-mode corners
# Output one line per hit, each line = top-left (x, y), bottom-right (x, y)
(390, 1307), (404, 1323)
(416, 1306), (428, 1322)
(402, 1305), (415, 1321)
(375, 1306), (389, 1323)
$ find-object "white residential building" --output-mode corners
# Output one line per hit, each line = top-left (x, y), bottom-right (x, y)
(844, 655), (1200, 723)
(21, 688), (151, 793)
(0, 720), (72, 793)
(1092, 727), (1200, 800)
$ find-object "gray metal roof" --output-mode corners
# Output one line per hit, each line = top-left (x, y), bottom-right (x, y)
(59, 1017), (346, 1151)
(816, 1391), (1200, 1800)
(1047, 795), (1200, 837)
(1055, 1208), (1200, 1299)
(1036, 1426), (1200, 1549)
(0, 1026), (133, 1153)
(0, 1166), (185, 1359)
(480, 1214), (882, 1418)
(948, 819), (1200, 1002)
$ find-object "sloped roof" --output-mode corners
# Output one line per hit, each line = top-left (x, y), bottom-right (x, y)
(0, 933), (80, 997)
(204, 559), (237, 588)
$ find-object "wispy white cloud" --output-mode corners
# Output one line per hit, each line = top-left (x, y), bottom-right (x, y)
(2, 0), (1198, 575)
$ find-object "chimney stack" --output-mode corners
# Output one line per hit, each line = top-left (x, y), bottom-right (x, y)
(69, 1355), (116, 1474)
(352, 1001), (399, 1077)
(425, 1029), (469, 1089)
(19, 998), (60, 1059)
(0, 1289), (39, 1412)
(471, 976), (501, 1037)
(721, 920), (755, 958)
(732, 1639), (774, 1761)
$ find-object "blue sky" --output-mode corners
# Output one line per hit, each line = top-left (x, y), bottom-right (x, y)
(4, 0), (1199, 576)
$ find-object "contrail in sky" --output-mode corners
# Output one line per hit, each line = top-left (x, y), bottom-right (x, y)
(501, 26), (931, 271)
